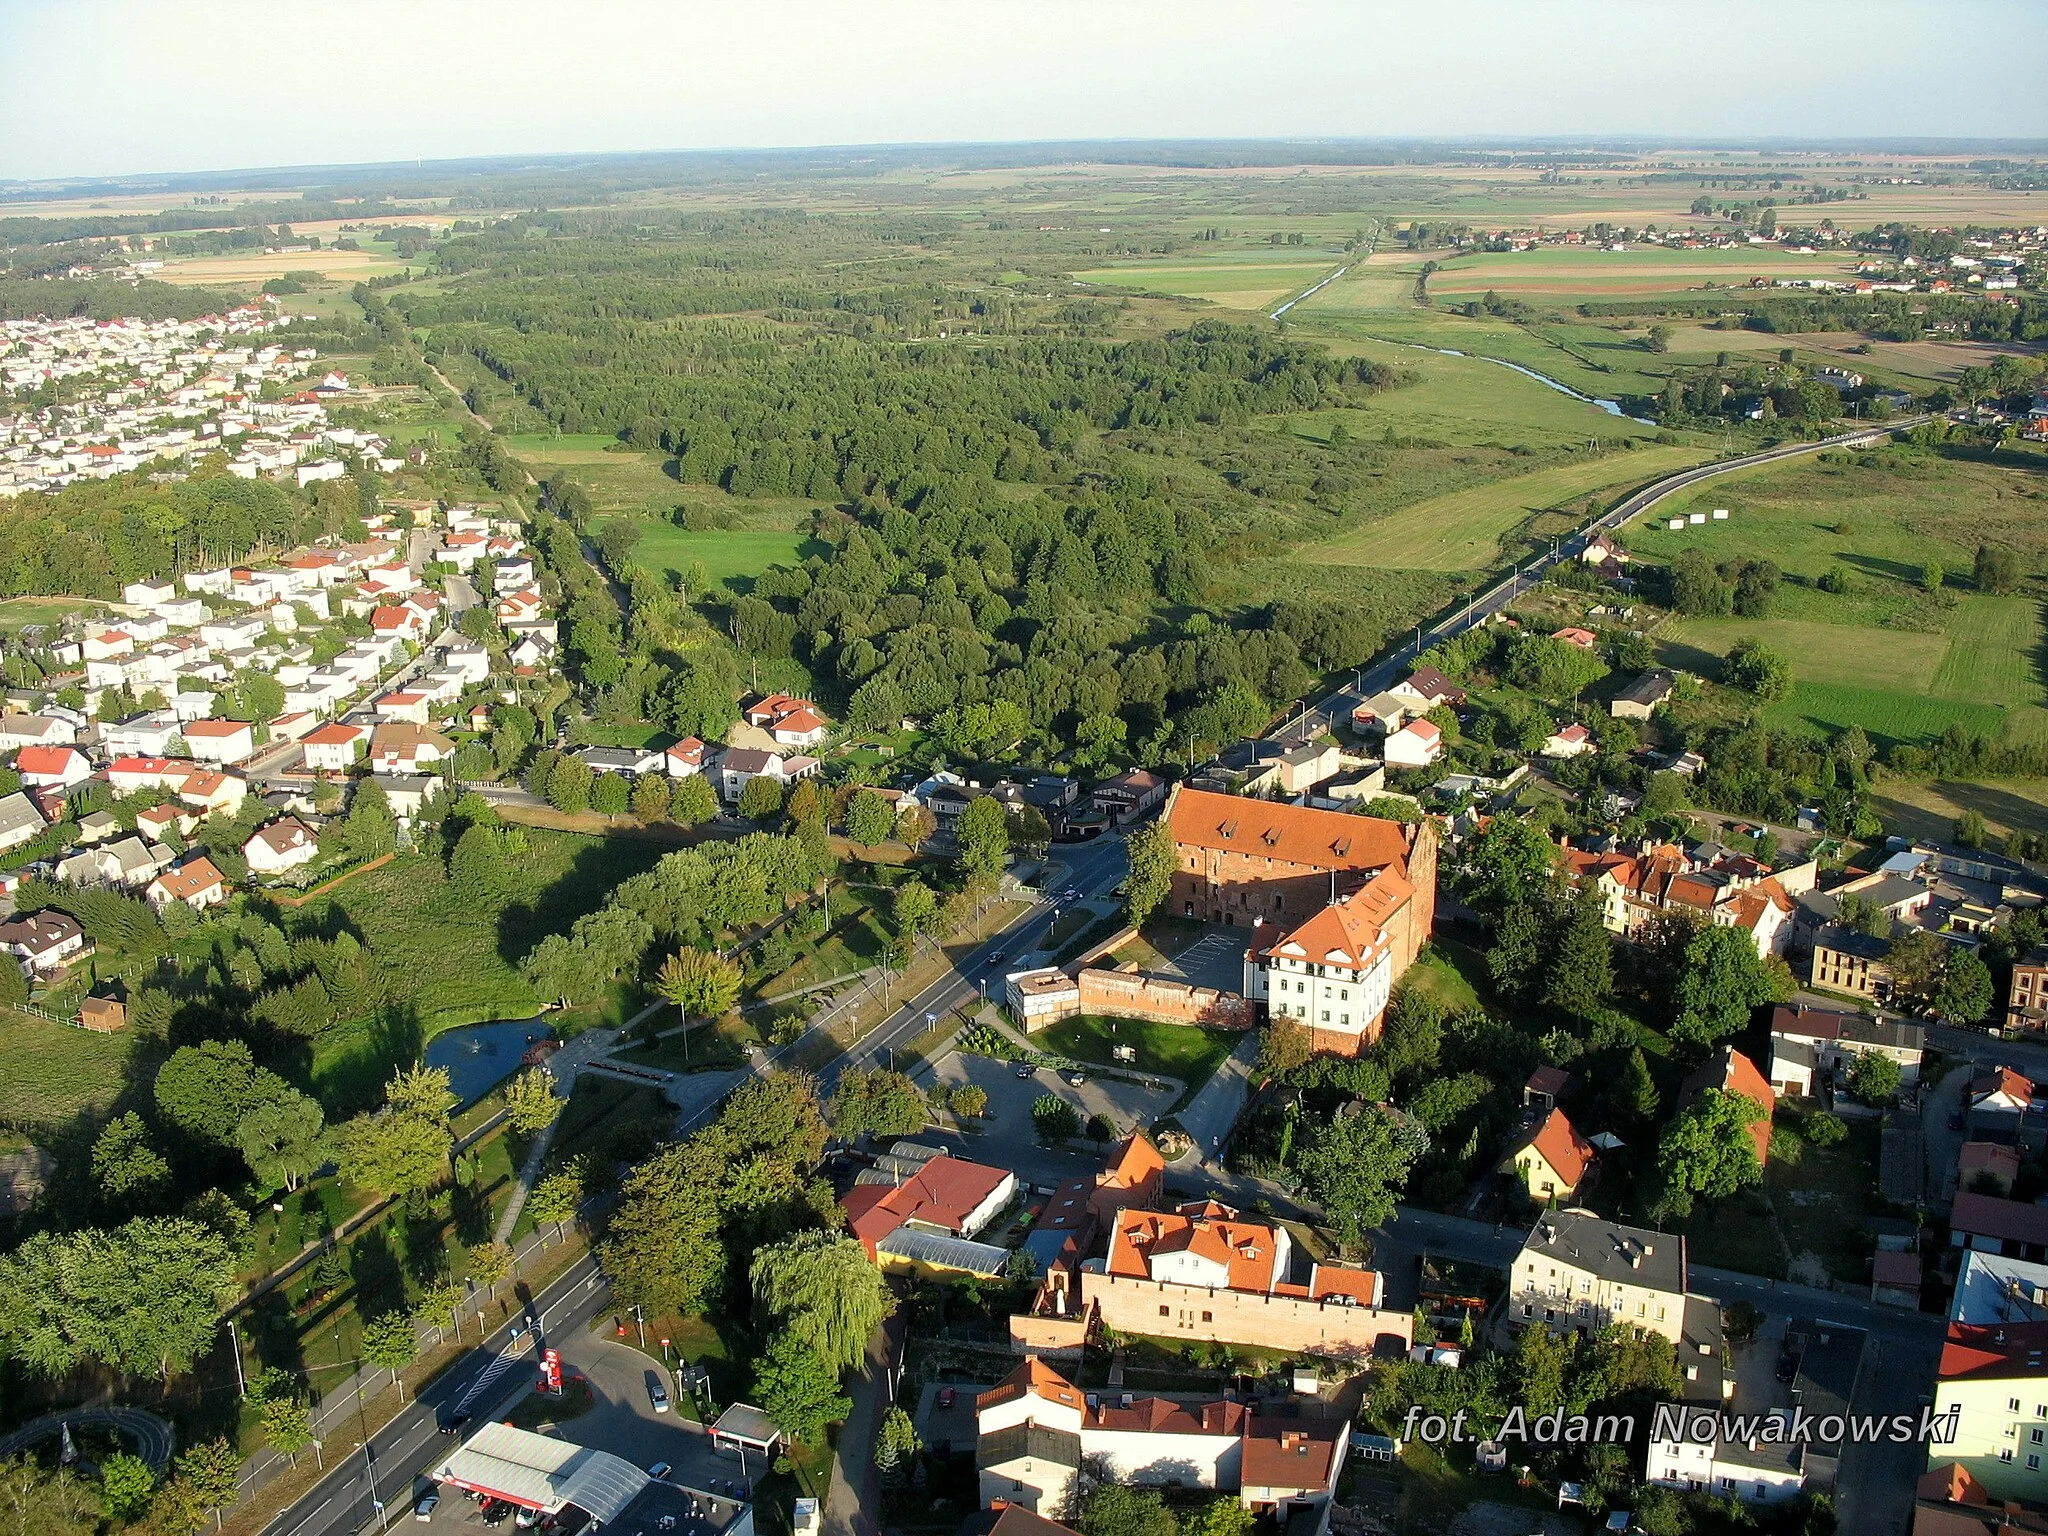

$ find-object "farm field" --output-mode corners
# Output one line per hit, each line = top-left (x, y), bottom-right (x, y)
(505, 436), (684, 514)
(1422, 243), (1861, 302)
(1304, 441), (1710, 571)
(153, 245), (410, 285)
(1073, 255), (1342, 310)
(1288, 251), (1418, 312)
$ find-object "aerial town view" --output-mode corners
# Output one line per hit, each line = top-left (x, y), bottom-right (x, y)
(3, 4), (2048, 1535)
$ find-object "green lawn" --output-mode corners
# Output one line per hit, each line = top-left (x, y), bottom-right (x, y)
(301, 832), (665, 1110)
(1038, 1014), (1238, 1088)
(0, 595), (104, 629)
(0, 1011), (137, 1128)
(627, 522), (827, 595)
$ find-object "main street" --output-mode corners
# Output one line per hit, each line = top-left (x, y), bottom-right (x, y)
(258, 1252), (610, 1536)
(1299, 417), (1932, 733)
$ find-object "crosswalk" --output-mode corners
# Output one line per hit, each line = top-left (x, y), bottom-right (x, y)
(451, 1337), (535, 1416)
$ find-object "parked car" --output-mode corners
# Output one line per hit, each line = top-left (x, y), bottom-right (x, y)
(648, 1463), (672, 1481)
(937, 1387), (955, 1409)
(649, 1381), (671, 1414)
(1066, 1071), (1086, 1086)
(415, 1494), (440, 1523)
(1014, 1063), (1034, 1078)
(482, 1501), (512, 1527)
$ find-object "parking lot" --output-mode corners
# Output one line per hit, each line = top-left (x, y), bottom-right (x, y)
(920, 1049), (1177, 1140)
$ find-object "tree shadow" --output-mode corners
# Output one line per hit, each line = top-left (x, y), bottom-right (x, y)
(494, 837), (664, 972)
(246, 1287), (308, 1381)
(1839, 552), (1928, 586)
(348, 1225), (407, 1320)
(403, 1208), (449, 1289)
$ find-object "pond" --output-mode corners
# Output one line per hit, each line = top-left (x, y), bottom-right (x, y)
(426, 1017), (554, 1108)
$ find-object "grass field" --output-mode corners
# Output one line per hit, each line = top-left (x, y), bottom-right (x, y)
(1073, 255), (1342, 311)
(303, 831), (664, 1109)
(1305, 442), (1710, 571)
(626, 521), (826, 594)
(1038, 1013), (1238, 1089)
(0, 595), (104, 628)
(1422, 243), (1860, 302)
(1661, 603), (2039, 746)
(0, 1011), (137, 1128)
(1871, 778), (2048, 844)
(505, 437), (683, 514)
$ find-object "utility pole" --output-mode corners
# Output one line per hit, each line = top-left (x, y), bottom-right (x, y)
(226, 1318), (246, 1399)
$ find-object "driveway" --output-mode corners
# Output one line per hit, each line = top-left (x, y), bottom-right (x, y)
(918, 1050), (1175, 1150)
(1922, 1064), (1973, 1212)
(1178, 1032), (1261, 1163)
(549, 1327), (740, 1490)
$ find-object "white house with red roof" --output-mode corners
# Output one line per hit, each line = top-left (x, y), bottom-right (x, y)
(300, 722), (368, 772)
(1382, 717), (1443, 768)
(743, 694), (831, 747)
(663, 738), (710, 778)
(369, 604), (426, 642)
(1249, 867), (1412, 1054)
(14, 744), (91, 790)
(1542, 722), (1594, 759)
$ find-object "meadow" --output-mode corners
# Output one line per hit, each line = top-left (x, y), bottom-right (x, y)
(624, 521), (827, 595)
(1303, 441), (1710, 571)
(1633, 448), (2048, 745)
(1074, 254), (1342, 311)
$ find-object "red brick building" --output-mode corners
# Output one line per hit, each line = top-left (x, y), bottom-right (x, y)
(1164, 786), (1438, 974)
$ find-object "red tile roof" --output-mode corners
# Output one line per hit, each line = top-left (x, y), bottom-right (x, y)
(844, 1155), (1011, 1250)
(977, 1356), (1082, 1414)
(1107, 1203), (1284, 1293)
(1680, 1047), (1775, 1165)
(1941, 1320), (2048, 1381)
(14, 745), (83, 776)
(1166, 787), (1409, 874)
(1514, 1107), (1595, 1191)
(1241, 1420), (1344, 1494)
(152, 858), (224, 903)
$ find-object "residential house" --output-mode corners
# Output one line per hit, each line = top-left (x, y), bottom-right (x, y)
(1238, 1419), (1350, 1530)
(0, 714), (77, 752)
(1090, 768), (1167, 824)
(664, 737), (710, 778)
(134, 803), (197, 843)
(13, 744), (90, 790)
(1950, 1250), (2048, 1327)
(769, 706), (829, 749)
(1552, 627), (1599, 649)
(245, 817), (319, 875)
(1542, 723), (1594, 759)
(717, 747), (817, 801)
(0, 791), (45, 853)
(1085, 1199), (1406, 1360)
(57, 836), (173, 890)
(974, 1359), (1246, 1515)
(1970, 1069), (2036, 1143)
(176, 769), (247, 817)
(1524, 1066), (1572, 1113)
(843, 1147), (1017, 1277)
(1810, 925), (1894, 1001)
(100, 711), (183, 757)
(1932, 1320), (2048, 1499)
(1511, 1210), (1687, 1346)
(375, 690), (432, 725)
(182, 718), (255, 764)
(1679, 1048), (1776, 1168)
(75, 810), (119, 844)
(1382, 718), (1443, 768)
(575, 745), (663, 778)
(1392, 666), (1467, 710)
(1503, 1108), (1596, 1203)
(2009, 945), (2048, 1035)
(1768, 1004), (1925, 1093)
(367, 723), (453, 776)
(375, 775), (441, 821)
(1951, 1192), (2048, 1262)
(0, 910), (88, 973)
(147, 857), (227, 911)
(1348, 690), (1411, 737)
(1611, 670), (1677, 720)
(369, 604), (425, 643)
(301, 722), (368, 772)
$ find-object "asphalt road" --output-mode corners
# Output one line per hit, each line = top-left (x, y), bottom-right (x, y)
(1302, 417), (1932, 733)
(259, 1253), (611, 1536)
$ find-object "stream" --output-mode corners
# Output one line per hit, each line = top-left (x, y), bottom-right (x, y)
(1379, 338), (1657, 424)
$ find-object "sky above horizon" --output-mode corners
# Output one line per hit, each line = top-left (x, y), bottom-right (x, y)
(5, 0), (2046, 183)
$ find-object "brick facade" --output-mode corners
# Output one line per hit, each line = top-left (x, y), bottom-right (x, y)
(1083, 1268), (1412, 1363)
(1076, 967), (1254, 1028)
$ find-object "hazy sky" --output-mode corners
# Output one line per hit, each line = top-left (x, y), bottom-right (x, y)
(6, 0), (2045, 182)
